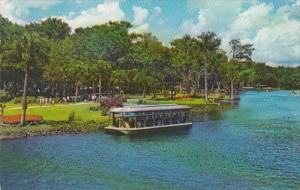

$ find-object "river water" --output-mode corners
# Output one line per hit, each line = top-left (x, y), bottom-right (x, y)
(1, 91), (300, 190)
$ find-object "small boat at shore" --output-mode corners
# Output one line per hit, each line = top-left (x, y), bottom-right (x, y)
(292, 90), (300, 96)
(105, 104), (192, 135)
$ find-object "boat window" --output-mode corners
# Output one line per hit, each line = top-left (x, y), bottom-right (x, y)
(122, 117), (130, 128)
(172, 113), (180, 124)
(164, 113), (172, 125)
(155, 114), (162, 126)
(182, 112), (187, 123)
(136, 116), (144, 128)
(116, 117), (123, 128)
(145, 115), (154, 127)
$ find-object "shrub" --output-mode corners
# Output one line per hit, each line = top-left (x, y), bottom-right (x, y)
(90, 105), (101, 111)
(13, 96), (39, 104)
(100, 107), (109, 116)
(0, 91), (11, 102)
(68, 111), (75, 122)
(137, 99), (144, 104)
(100, 99), (122, 108)
(89, 104), (108, 116)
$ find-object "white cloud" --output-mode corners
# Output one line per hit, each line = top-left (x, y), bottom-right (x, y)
(64, 0), (125, 30)
(68, 11), (75, 17)
(0, 0), (59, 24)
(187, 0), (244, 29)
(130, 6), (152, 34)
(153, 6), (161, 15)
(129, 23), (149, 33)
(253, 20), (300, 65)
(230, 3), (272, 35)
(181, 11), (206, 36)
(222, 1), (300, 66)
(132, 6), (148, 25)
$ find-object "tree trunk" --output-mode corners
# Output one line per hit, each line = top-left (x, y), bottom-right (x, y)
(143, 84), (146, 99)
(211, 81), (215, 91)
(179, 82), (182, 94)
(217, 81), (221, 92)
(63, 82), (66, 97)
(51, 84), (54, 96)
(55, 83), (58, 99)
(204, 59), (208, 101)
(186, 67), (190, 94)
(75, 83), (78, 103)
(197, 74), (201, 93)
(98, 76), (102, 103)
(230, 80), (234, 99)
(20, 65), (28, 126)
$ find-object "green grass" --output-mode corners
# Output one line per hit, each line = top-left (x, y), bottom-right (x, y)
(1, 103), (108, 137)
(143, 98), (219, 106)
(4, 103), (108, 123)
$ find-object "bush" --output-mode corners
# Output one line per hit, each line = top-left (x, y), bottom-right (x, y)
(89, 104), (108, 116)
(137, 99), (144, 104)
(0, 91), (11, 102)
(100, 107), (109, 116)
(100, 98), (122, 108)
(13, 96), (39, 104)
(90, 105), (101, 111)
(68, 111), (75, 122)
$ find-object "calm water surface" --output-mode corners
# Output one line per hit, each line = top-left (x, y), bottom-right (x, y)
(1, 91), (300, 190)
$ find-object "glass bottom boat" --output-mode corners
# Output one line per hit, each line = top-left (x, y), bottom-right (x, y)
(105, 104), (192, 135)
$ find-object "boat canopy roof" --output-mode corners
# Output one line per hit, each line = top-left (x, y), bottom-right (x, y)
(109, 104), (191, 113)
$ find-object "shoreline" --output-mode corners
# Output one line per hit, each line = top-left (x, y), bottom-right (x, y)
(0, 122), (106, 141)
(1, 98), (236, 141)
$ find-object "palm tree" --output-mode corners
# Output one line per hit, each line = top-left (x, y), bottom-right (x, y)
(19, 34), (31, 126)
(19, 33), (47, 125)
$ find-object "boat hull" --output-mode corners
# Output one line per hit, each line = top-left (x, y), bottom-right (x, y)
(105, 122), (192, 135)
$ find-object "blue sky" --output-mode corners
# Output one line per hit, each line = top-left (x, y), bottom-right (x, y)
(0, 0), (299, 66)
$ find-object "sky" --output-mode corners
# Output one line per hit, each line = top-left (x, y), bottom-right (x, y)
(0, 0), (299, 67)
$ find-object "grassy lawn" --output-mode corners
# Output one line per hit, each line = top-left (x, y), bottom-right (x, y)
(144, 98), (212, 106)
(3, 103), (108, 123)
(1, 103), (108, 137)
(127, 92), (230, 106)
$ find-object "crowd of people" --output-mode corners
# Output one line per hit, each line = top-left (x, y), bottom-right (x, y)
(37, 93), (102, 105)
(39, 97), (55, 105)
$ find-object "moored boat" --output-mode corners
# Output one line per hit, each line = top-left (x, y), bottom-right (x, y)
(105, 104), (192, 135)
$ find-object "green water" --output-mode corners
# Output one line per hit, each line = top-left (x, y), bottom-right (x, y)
(1, 91), (300, 189)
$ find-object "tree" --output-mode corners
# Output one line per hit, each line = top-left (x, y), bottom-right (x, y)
(74, 21), (132, 63)
(171, 35), (198, 94)
(132, 33), (172, 97)
(45, 37), (75, 97)
(26, 17), (71, 41)
(88, 60), (111, 102)
(197, 31), (221, 101)
(68, 61), (88, 103)
(15, 32), (48, 125)
(225, 60), (240, 99)
(228, 39), (255, 98)
(229, 38), (255, 61)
